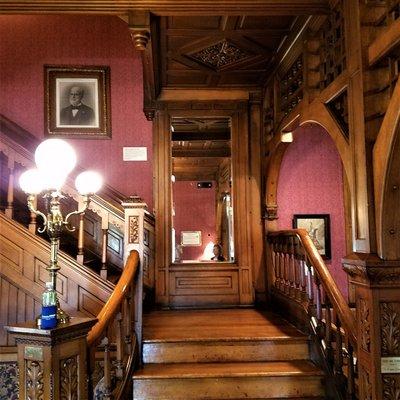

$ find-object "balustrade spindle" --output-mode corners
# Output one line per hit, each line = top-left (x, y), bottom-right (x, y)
(346, 342), (356, 400)
(77, 213), (85, 264)
(288, 237), (295, 297)
(101, 228), (109, 279)
(314, 275), (323, 334)
(300, 259), (306, 297)
(5, 154), (15, 219)
(324, 295), (334, 363)
(334, 313), (346, 389)
(115, 310), (124, 379)
(100, 213), (109, 280)
(103, 335), (112, 400)
(28, 194), (37, 233)
(306, 262), (314, 302)
(124, 294), (133, 356)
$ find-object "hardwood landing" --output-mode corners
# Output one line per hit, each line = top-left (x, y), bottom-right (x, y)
(134, 309), (325, 399)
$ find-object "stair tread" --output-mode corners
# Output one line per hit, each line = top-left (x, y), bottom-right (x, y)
(143, 309), (306, 342)
(134, 360), (323, 379)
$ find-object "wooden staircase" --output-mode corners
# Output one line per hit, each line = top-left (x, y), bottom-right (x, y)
(133, 309), (325, 400)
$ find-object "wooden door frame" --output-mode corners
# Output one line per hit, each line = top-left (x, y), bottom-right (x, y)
(153, 102), (254, 307)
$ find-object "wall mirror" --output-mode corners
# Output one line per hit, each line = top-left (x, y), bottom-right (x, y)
(171, 117), (234, 263)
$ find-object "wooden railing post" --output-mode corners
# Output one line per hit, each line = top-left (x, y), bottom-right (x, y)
(100, 212), (110, 280)
(77, 211), (85, 265)
(343, 254), (400, 400)
(5, 152), (15, 219)
(121, 196), (148, 363)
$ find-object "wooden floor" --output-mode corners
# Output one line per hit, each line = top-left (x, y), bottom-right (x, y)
(134, 308), (325, 400)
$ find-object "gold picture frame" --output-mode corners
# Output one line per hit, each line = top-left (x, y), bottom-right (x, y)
(44, 65), (111, 139)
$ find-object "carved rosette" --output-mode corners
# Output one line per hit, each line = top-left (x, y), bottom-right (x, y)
(381, 302), (400, 356)
(359, 298), (371, 352)
(129, 216), (140, 244)
(264, 205), (278, 221)
(360, 366), (372, 400)
(383, 375), (400, 400)
(26, 360), (44, 400)
(60, 356), (78, 400)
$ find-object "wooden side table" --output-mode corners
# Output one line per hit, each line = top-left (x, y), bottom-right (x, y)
(5, 317), (96, 400)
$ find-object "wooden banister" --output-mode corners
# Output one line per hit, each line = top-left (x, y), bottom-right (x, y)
(267, 229), (358, 400)
(87, 250), (139, 347)
(269, 229), (356, 344)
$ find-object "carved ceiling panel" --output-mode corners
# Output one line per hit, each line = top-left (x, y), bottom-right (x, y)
(160, 15), (296, 88)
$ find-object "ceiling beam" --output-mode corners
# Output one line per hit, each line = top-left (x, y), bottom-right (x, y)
(172, 132), (230, 141)
(0, 1), (330, 15)
(172, 148), (231, 157)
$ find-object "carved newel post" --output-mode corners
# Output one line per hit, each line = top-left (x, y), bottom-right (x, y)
(5, 318), (96, 400)
(343, 254), (400, 400)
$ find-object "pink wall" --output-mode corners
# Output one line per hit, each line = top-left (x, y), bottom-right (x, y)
(0, 15), (153, 209)
(173, 181), (216, 261)
(277, 123), (348, 298)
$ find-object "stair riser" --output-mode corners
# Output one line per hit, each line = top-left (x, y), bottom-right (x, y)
(133, 376), (324, 400)
(143, 340), (309, 363)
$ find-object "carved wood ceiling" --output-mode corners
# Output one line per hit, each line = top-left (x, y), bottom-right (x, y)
(160, 15), (297, 88)
(171, 117), (230, 180)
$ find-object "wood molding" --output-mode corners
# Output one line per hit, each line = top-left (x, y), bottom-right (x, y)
(0, 1), (330, 15)
(368, 19), (400, 67)
(159, 89), (251, 101)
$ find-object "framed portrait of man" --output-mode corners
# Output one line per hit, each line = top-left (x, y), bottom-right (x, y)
(44, 65), (111, 138)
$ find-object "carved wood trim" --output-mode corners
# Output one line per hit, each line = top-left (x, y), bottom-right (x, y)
(359, 297), (371, 353)
(26, 360), (44, 400)
(60, 356), (78, 400)
(381, 302), (400, 357)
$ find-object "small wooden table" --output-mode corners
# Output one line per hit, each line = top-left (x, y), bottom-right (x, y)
(5, 317), (96, 400)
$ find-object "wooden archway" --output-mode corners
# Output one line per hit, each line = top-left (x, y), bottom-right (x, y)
(373, 77), (400, 260)
(265, 100), (352, 228)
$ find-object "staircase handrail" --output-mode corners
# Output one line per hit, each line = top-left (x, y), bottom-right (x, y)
(268, 228), (356, 344)
(87, 249), (140, 399)
(267, 228), (358, 399)
(87, 250), (139, 347)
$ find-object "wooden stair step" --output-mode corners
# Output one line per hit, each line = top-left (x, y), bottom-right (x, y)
(143, 337), (309, 363)
(133, 361), (324, 400)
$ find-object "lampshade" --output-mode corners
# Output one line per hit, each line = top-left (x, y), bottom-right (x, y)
(19, 169), (43, 194)
(34, 139), (77, 190)
(75, 171), (103, 195)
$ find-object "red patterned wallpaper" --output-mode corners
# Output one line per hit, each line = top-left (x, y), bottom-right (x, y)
(0, 15), (153, 209)
(173, 181), (217, 261)
(277, 123), (348, 298)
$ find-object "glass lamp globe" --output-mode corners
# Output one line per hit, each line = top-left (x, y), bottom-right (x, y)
(75, 171), (103, 195)
(35, 139), (77, 189)
(19, 169), (43, 194)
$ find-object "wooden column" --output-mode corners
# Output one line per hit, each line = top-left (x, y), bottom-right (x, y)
(343, 254), (400, 400)
(5, 318), (96, 400)
(76, 213), (85, 265)
(5, 152), (15, 219)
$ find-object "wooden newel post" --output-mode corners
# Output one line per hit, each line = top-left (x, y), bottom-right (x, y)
(343, 254), (400, 400)
(121, 195), (147, 363)
(5, 317), (96, 400)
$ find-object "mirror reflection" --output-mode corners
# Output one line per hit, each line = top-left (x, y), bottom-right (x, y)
(171, 117), (234, 263)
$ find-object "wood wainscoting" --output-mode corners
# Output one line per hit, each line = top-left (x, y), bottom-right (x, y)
(168, 263), (241, 308)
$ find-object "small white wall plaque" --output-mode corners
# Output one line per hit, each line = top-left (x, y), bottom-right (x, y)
(381, 357), (400, 373)
(181, 231), (202, 246)
(123, 147), (147, 161)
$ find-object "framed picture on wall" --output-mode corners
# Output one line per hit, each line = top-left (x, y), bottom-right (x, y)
(44, 65), (111, 138)
(181, 231), (202, 246)
(293, 214), (331, 260)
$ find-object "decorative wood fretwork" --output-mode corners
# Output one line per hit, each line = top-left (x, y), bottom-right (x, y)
(60, 356), (78, 400)
(383, 375), (400, 400)
(129, 216), (140, 244)
(319, 0), (346, 89)
(325, 89), (349, 140)
(189, 40), (250, 71)
(381, 302), (400, 356)
(279, 56), (303, 117)
(26, 360), (44, 400)
(359, 298), (371, 353)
